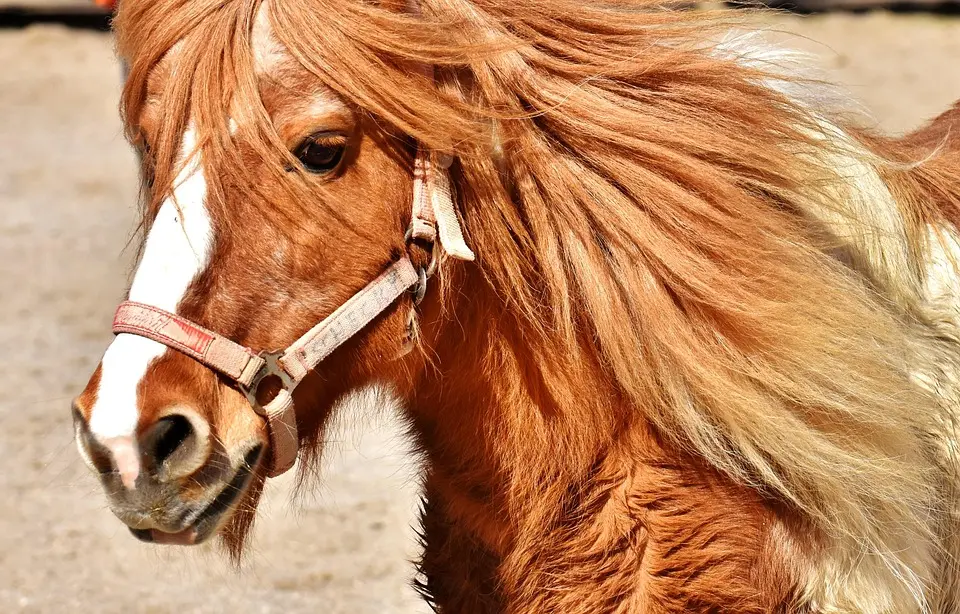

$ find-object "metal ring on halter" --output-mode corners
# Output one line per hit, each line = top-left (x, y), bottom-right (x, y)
(424, 249), (438, 277)
(240, 351), (295, 414)
(404, 224), (437, 269)
(404, 223), (438, 307)
(411, 267), (428, 306)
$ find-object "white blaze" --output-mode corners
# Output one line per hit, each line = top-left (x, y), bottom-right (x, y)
(89, 128), (213, 440)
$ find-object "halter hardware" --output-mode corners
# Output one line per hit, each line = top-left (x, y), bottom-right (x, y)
(240, 350), (295, 413)
(405, 225), (438, 307)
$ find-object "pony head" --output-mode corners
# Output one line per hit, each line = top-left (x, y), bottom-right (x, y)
(72, 0), (472, 551)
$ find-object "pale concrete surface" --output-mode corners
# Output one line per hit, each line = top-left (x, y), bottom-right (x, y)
(0, 13), (957, 614)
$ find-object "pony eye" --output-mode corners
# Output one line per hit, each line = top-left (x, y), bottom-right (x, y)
(294, 133), (347, 175)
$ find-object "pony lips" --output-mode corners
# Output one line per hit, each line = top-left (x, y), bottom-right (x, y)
(141, 527), (198, 546)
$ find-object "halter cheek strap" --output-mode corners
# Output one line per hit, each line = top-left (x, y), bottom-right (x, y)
(110, 149), (472, 477)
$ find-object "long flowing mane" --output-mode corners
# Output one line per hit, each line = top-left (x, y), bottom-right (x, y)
(114, 0), (960, 602)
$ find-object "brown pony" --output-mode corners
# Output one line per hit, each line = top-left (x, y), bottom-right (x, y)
(72, 0), (960, 611)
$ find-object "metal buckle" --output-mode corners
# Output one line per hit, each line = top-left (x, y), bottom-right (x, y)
(241, 351), (295, 413)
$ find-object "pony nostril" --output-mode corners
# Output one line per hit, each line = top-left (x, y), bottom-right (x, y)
(141, 410), (211, 481)
(152, 415), (193, 466)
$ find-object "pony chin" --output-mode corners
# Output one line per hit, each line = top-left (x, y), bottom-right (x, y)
(217, 385), (403, 563)
(217, 472), (267, 564)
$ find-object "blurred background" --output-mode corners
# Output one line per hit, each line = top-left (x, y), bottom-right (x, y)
(0, 0), (957, 612)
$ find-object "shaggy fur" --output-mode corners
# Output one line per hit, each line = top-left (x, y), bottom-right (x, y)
(89, 0), (960, 611)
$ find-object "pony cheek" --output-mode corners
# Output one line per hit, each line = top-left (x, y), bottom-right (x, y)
(214, 388), (273, 464)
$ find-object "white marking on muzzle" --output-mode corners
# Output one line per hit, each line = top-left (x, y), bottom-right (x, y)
(89, 127), (213, 451)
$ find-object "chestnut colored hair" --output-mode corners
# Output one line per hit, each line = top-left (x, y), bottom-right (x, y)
(113, 0), (960, 608)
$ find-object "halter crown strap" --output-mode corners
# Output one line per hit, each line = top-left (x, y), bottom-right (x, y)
(412, 154), (475, 261)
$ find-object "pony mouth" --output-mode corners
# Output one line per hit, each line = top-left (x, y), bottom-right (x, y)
(128, 445), (263, 546)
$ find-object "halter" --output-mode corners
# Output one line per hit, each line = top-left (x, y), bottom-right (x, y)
(111, 149), (474, 477)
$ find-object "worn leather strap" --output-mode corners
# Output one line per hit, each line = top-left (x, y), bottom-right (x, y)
(113, 301), (266, 387)
(410, 137), (475, 262)
(278, 258), (419, 383)
(429, 155), (474, 261)
(411, 152), (437, 242)
(260, 389), (298, 477)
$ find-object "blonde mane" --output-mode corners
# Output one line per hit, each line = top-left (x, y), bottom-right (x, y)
(114, 0), (960, 607)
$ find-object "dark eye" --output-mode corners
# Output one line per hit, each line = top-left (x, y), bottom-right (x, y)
(294, 133), (347, 175)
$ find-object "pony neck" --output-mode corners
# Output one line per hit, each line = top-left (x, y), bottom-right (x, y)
(400, 263), (798, 608)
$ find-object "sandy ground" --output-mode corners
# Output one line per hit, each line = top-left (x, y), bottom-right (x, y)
(0, 11), (958, 614)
